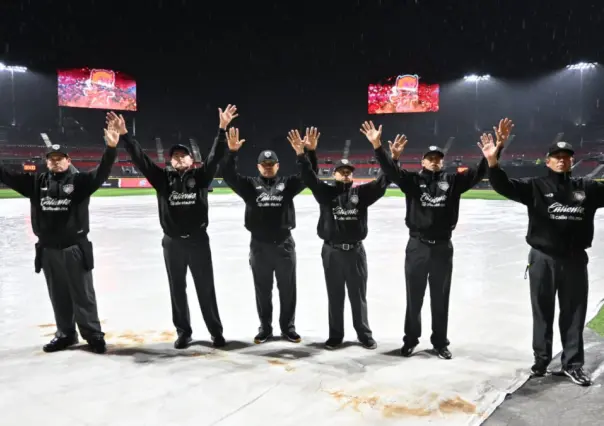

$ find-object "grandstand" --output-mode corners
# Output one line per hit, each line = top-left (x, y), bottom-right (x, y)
(1, 109), (603, 182)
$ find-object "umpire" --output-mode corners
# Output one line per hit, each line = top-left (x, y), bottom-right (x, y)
(221, 127), (318, 344)
(107, 106), (237, 350)
(0, 128), (118, 354)
(364, 120), (509, 360)
(484, 135), (599, 387)
(289, 128), (389, 350)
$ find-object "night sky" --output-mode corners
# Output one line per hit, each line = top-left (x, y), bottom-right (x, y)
(1, 0), (603, 164)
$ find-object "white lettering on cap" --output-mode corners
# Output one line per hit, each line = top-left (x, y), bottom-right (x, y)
(557, 142), (566, 148)
(429, 145), (438, 151)
(264, 151), (271, 158)
(341, 159), (349, 164)
(51, 144), (61, 150)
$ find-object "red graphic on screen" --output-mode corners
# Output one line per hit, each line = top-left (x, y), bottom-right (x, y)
(368, 74), (439, 114)
(58, 68), (137, 111)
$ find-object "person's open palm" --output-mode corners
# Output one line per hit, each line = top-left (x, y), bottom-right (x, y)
(227, 127), (245, 151)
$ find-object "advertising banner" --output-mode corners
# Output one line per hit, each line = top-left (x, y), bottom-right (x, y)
(119, 178), (152, 188)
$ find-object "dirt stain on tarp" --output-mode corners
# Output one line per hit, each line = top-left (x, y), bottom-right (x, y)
(327, 389), (477, 418)
(329, 391), (379, 412)
(37, 324), (55, 328)
(268, 359), (295, 372)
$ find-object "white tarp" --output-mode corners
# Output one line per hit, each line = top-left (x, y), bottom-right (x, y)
(1, 195), (603, 426)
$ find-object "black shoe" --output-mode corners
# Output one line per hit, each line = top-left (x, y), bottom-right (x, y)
(211, 335), (226, 348)
(174, 335), (192, 349)
(435, 347), (452, 360)
(530, 362), (549, 377)
(325, 338), (343, 350)
(87, 337), (107, 354)
(254, 330), (273, 344)
(400, 343), (417, 357)
(563, 367), (593, 386)
(281, 330), (301, 343)
(43, 335), (79, 353)
(359, 337), (377, 350)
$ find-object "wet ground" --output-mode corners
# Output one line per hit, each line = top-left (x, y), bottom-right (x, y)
(1, 194), (603, 425)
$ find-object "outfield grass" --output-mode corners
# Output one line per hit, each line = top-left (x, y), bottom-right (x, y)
(0, 187), (510, 200)
(587, 306), (604, 336)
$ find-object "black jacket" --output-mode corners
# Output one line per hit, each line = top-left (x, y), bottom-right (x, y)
(120, 130), (226, 238)
(489, 165), (604, 255)
(375, 145), (489, 241)
(0, 147), (117, 247)
(221, 149), (318, 243)
(297, 153), (389, 243)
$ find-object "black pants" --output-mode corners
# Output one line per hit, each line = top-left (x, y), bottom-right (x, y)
(528, 248), (589, 369)
(41, 242), (104, 341)
(403, 237), (453, 349)
(321, 242), (372, 341)
(162, 233), (223, 338)
(249, 236), (297, 333)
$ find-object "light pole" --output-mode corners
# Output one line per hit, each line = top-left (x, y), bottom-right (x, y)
(0, 63), (28, 126)
(463, 74), (490, 131)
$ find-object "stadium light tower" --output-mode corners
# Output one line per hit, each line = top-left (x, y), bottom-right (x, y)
(565, 62), (598, 127)
(0, 62), (28, 126)
(463, 74), (491, 130)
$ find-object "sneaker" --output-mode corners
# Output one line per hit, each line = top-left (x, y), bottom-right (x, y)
(281, 330), (301, 343)
(254, 329), (273, 344)
(174, 335), (192, 349)
(530, 362), (549, 377)
(359, 337), (377, 350)
(43, 335), (79, 353)
(87, 337), (107, 354)
(563, 367), (593, 386)
(211, 335), (226, 348)
(400, 343), (416, 357)
(325, 338), (343, 350)
(435, 347), (453, 360)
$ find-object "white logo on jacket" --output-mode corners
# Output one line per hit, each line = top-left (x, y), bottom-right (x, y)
(168, 191), (197, 206)
(547, 202), (585, 221)
(256, 192), (284, 207)
(332, 206), (359, 221)
(420, 193), (447, 207)
(40, 197), (71, 212)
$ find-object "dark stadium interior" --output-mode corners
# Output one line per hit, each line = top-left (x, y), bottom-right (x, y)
(1, 2), (603, 179)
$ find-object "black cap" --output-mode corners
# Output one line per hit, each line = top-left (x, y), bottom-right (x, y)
(169, 144), (192, 158)
(258, 150), (279, 163)
(46, 144), (69, 158)
(547, 141), (574, 157)
(423, 145), (445, 158)
(334, 158), (355, 172)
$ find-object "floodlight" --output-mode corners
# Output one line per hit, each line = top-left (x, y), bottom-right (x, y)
(566, 62), (597, 70)
(463, 74), (490, 82)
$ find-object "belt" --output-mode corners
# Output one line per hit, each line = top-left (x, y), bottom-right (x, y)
(415, 237), (449, 245)
(327, 241), (361, 251)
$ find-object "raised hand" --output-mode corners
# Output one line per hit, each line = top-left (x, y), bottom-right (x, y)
(304, 127), (320, 151)
(219, 104), (238, 129)
(105, 112), (127, 135)
(103, 128), (119, 148)
(226, 127), (246, 151)
(493, 118), (513, 147)
(360, 121), (383, 148)
(477, 133), (499, 163)
(287, 130), (305, 155)
(388, 134), (408, 160)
